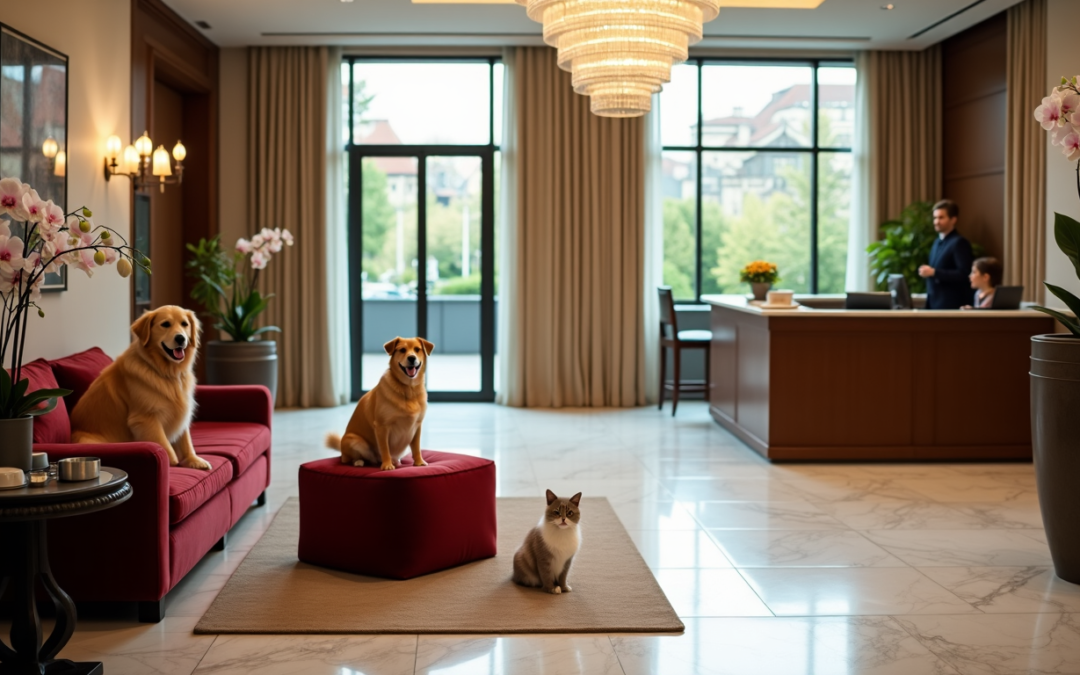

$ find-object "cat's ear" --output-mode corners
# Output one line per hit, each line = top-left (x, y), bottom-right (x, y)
(569, 492), (582, 506)
(545, 489), (557, 505)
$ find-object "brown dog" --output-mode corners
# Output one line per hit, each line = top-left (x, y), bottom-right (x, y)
(70, 306), (211, 470)
(326, 336), (433, 471)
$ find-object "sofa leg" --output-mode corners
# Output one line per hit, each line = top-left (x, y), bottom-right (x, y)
(138, 599), (164, 623)
(212, 534), (226, 552)
(256, 490), (267, 507)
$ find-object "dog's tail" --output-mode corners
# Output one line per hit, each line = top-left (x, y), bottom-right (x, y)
(325, 432), (343, 452)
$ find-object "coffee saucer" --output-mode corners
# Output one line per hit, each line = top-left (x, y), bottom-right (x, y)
(760, 302), (800, 310)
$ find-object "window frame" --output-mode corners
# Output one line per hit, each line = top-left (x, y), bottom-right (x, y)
(662, 57), (855, 301)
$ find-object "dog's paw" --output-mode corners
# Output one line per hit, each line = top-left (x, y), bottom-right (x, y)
(380, 463), (396, 471)
(551, 586), (562, 595)
(562, 585), (572, 592)
(352, 459), (366, 467)
(182, 456), (212, 471)
(414, 458), (428, 467)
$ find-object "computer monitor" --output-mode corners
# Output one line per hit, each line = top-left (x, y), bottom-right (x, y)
(888, 274), (912, 310)
(845, 292), (894, 310)
(990, 286), (1024, 310)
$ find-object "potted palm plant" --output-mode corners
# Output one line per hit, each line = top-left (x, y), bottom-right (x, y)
(0, 178), (149, 470)
(1030, 76), (1080, 583)
(186, 229), (293, 403)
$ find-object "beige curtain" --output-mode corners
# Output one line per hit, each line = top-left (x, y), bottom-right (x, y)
(247, 47), (337, 408)
(865, 47), (943, 227)
(1006, 0), (1048, 302)
(501, 47), (646, 408)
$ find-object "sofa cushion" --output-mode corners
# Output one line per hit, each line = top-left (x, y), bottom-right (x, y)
(49, 347), (114, 413)
(190, 422), (271, 476)
(14, 359), (71, 444)
(169, 454), (234, 525)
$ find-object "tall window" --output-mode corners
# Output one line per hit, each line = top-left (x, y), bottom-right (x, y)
(661, 61), (856, 300)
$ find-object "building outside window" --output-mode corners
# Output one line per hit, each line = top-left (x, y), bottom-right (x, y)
(660, 61), (856, 300)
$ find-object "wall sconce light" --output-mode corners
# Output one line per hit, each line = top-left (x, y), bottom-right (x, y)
(42, 137), (64, 175)
(104, 131), (186, 193)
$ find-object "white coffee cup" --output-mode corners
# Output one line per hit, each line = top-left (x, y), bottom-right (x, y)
(0, 467), (25, 488)
(766, 289), (794, 306)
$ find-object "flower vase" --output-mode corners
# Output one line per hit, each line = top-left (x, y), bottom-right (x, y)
(751, 283), (772, 302)
(0, 417), (34, 471)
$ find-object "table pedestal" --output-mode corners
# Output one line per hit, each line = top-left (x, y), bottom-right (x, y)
(0, 521), (102, 675)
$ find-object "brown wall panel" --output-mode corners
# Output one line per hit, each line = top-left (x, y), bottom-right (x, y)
(942, 12), (1006, 266)
(151, 80), (184, 309)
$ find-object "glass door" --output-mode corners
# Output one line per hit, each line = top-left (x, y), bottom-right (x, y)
(349, 150), (495, 401)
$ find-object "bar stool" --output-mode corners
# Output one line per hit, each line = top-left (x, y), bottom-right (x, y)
(658, 286), (712, 416)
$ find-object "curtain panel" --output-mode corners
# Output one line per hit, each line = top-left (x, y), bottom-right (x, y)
(1006, 0), (1048, 303)
(247, 46), (338, 408)
(500, 47), (647, 408)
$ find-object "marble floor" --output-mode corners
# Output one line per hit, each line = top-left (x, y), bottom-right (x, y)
(40, 403), (1080, 674)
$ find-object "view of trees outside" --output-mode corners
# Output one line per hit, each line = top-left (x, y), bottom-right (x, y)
(661, 63), (856, 299)
(342, 62), (502, 300)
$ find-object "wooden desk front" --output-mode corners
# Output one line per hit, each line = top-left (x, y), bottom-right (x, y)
(703, 295), (1055, 461)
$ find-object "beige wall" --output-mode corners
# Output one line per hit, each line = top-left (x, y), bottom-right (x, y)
(219, 47), (248, 247)
(2, 0), (133, 361)
(1045, 0), (1080, 307)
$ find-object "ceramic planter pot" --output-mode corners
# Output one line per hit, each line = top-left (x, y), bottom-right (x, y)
(750, 282), (772, 301)
(205, 340), (278, 404)
(0, 416), (34, 471)
(1030, 333), (1080, 583)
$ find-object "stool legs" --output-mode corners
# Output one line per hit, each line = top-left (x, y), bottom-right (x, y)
(658, 344), (667, 410)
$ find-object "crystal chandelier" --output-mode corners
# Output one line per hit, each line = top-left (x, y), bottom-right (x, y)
(515, 0), (720, 117)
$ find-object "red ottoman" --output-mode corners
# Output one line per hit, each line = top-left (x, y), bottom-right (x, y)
(298, 451), (496, 579)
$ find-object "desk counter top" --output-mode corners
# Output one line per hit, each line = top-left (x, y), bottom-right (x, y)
(701, 294), (1049, 318)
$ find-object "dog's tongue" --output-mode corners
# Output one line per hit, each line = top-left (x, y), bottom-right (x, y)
(406, 365), (418, 377)
(173, 347), (186, 361)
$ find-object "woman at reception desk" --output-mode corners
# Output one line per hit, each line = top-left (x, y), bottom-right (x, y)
(701, 293), (1054, 461)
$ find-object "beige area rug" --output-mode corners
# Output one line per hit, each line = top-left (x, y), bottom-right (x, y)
(195, 497), (683, 635)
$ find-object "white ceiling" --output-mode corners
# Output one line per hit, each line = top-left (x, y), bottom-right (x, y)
(163, 0), (1025, 52)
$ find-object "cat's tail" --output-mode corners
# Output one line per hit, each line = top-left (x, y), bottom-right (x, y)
(325, 433), (342, 452)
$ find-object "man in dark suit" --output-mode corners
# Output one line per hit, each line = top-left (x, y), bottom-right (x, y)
(918, 200), (974, 310)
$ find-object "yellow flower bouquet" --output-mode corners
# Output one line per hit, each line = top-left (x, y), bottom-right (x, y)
(739, 260), (780, 284)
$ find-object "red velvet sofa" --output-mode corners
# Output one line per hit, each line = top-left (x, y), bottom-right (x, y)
(22, 348), (273, 623)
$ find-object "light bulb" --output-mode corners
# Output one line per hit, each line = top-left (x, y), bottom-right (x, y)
(152, 145), (172, 177)
(54, 150), (66, 177)
(172, 141), (187, 162)
(123, 145), (140, 174)
(106, 134), (122, 159)
(135, 131), (153, 157)
(42, 137), (58, 159)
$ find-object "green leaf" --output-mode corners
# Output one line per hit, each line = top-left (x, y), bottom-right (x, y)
(252, 325), (280, 336)
(1031, 305), (1080, 336)
(1054, 213), (1080, 278)
(1044, 283), (1080, 320)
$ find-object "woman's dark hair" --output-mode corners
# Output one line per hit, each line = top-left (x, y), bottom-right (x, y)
(932, 199), (959, 218)
(973, 257), (1003, 288)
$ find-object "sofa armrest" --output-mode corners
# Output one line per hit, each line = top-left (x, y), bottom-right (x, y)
(194, 385), (273, 429)
(33, 442), (172, 602)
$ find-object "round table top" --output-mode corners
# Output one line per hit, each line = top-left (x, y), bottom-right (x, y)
(0, 467), (131, 522)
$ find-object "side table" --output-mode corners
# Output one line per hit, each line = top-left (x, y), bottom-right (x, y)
(0, 468), (131, 675)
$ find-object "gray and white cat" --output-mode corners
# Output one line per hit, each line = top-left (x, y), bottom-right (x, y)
(511, 489), (582, 594)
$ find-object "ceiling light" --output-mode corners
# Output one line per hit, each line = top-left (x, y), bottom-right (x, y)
(881, 3), (894, 9)
(415, 0), (825, 5)
(515, 0), (721, 117)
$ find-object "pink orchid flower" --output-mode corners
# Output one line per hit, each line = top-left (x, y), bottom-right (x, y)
(250, 250), (268, 270)
(0, 178), (27, 219)
(40, 201), (65, 233)
(1036, 95), (1064, 130)
(1062, 92), (1080, 122)
(236, 238), (253, 254)
(1062, 130), (1080, 161)
(281, 229), (294, 246)
(0, 234), (26, 278)
(21, 190), (45, 223)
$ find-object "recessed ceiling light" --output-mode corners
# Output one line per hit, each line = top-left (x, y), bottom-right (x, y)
(881, 3), (895, 9)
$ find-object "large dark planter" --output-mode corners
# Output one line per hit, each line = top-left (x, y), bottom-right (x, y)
(1031, 333), (1080, 583)
(205, 340), (278, 404)
(0, 416), (33, 471)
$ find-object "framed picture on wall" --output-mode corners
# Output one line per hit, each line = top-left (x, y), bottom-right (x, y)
(0, 22), (69, 292)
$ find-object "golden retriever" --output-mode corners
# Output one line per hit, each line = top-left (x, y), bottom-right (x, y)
(326, 336), (434, 471)
(70, 305), (211, 470)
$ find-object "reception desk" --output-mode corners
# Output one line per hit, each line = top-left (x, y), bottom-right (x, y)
(702, 294), (1055, 461)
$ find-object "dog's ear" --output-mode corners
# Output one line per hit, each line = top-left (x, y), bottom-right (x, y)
(419, 338), (434, 355)
(545, 489), (557, 505)
(383, 337), (400, 355)
(569, 492), (582, 506)
(186, 310), (202, 351)
(131, 310), (155, 347)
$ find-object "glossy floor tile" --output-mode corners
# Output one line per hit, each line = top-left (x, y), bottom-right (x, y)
(32, 402), (1080, 675)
